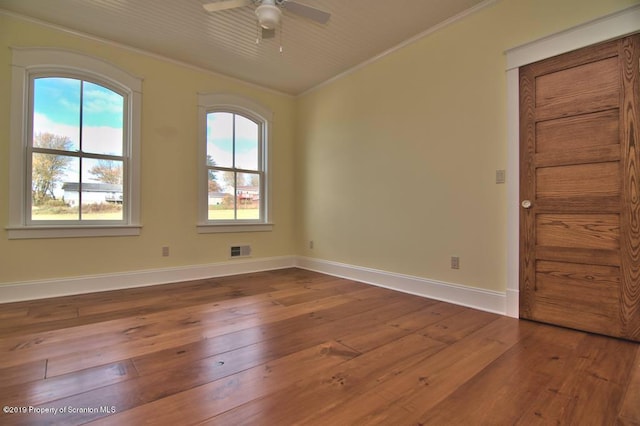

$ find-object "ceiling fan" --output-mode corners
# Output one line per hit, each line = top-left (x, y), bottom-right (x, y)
(203, 0), (330, 38)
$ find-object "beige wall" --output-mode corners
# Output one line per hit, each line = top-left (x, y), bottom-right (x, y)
(295, 0), (639, 292)
(1, 0), (638, 291)
(0, 14), (296, 283)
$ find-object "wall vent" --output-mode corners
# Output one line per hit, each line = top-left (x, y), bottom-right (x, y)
(230, 245), (251, 258)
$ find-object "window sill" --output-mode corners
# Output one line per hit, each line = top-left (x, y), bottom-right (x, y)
(197, 223), (274, 234)
(6, 225), (142, 240)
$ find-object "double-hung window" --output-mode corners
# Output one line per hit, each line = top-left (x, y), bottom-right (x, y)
(30, 76), (125, 221)
(197, 94), (272, 233)
(8, 48), (141, 239)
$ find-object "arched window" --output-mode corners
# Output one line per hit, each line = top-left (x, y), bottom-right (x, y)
(197, 94), (272, 233)
(8, 48), (141, 238)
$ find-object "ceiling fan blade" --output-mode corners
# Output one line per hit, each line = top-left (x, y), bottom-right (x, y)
(203, 0), (253, 13)
(282, 1), (330, 24)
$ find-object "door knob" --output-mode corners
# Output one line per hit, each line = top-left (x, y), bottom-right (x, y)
(521, 200), (532, 209)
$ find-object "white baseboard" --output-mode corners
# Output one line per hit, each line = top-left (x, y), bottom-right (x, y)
(0, 255), (509, 316)
(296, 256), (507, 315)
(0, 256), (297, 303)
(505, 288), (519, 318)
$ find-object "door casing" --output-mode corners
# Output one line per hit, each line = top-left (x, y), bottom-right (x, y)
(505, 5), (640, 318)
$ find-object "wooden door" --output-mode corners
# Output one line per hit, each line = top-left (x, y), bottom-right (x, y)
(519, 34), (640, 341)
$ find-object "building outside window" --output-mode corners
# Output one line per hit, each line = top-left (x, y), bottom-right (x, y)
(29, 76), (126, 222)
(197, 94), (273, 233)
(8, 48), (141, 239)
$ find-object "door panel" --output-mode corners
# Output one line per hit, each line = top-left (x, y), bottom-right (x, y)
(536, 261), (621, 299)
(536, 162), (620, 198)
(536, 214), (620, 250)
(535, 56), (619, 115)
(536, 110), (619, 153)
(535, 246), (620, 267)
(520, 34), (640, 341)
(536, 261), (620, 335)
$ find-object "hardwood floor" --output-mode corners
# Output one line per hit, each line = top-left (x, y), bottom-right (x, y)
(0, 268), (638, 425)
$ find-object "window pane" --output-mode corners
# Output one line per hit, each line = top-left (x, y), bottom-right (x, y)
(208, 170), (235, 220)
(237, 172), (260, 220)
(235, 115), (259, 170)
(81, 81), (124, 156)
(82, 158), (124, 220)
(31, 153), (79, 221)
(207, 112), (233, 168)
(33, 77), (80, 152)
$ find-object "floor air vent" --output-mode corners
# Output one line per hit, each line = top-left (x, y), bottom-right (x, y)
(230, 245), (251, 258)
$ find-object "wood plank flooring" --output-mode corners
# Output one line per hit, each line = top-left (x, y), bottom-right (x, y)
(0, 268), (638, 425)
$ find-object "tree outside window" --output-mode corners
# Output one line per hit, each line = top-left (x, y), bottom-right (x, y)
(206, 111), (263, 221)
(29, 76), (125, 222)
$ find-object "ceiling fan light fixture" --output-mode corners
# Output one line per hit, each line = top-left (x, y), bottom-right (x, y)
(255, 4), (281, 30)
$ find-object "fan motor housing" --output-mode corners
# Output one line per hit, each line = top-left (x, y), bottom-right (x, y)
(255, 3), (282, 29)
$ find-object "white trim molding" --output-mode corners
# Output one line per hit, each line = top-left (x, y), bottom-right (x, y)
(1, 256), (508, 314)
(297, 257), (507, 315)
(7, 47), (143, 239)
(196, 92), (273, 232)
(505, 4), (640, 70)
(0, 256), (296, 303)
(504, 3), (640, 319)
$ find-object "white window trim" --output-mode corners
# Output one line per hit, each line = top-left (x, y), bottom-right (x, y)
(197, 93), (273, 233)
(7, 47), (142, 239)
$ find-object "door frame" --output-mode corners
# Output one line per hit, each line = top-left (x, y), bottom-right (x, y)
(505, 4), (640, 318)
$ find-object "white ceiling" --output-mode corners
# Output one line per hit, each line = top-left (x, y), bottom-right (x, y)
(0, 0), (488, 95)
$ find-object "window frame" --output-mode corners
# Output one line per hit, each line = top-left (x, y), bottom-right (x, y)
(7, 48), (142, 239)
(197, 93), (273, 233)
(27, 73), (128, 226)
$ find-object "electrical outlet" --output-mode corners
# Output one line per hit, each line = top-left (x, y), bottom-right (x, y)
(162, 246), (170, 257)
(451, 256), (460, 269)
(309, 240), (314, 249)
